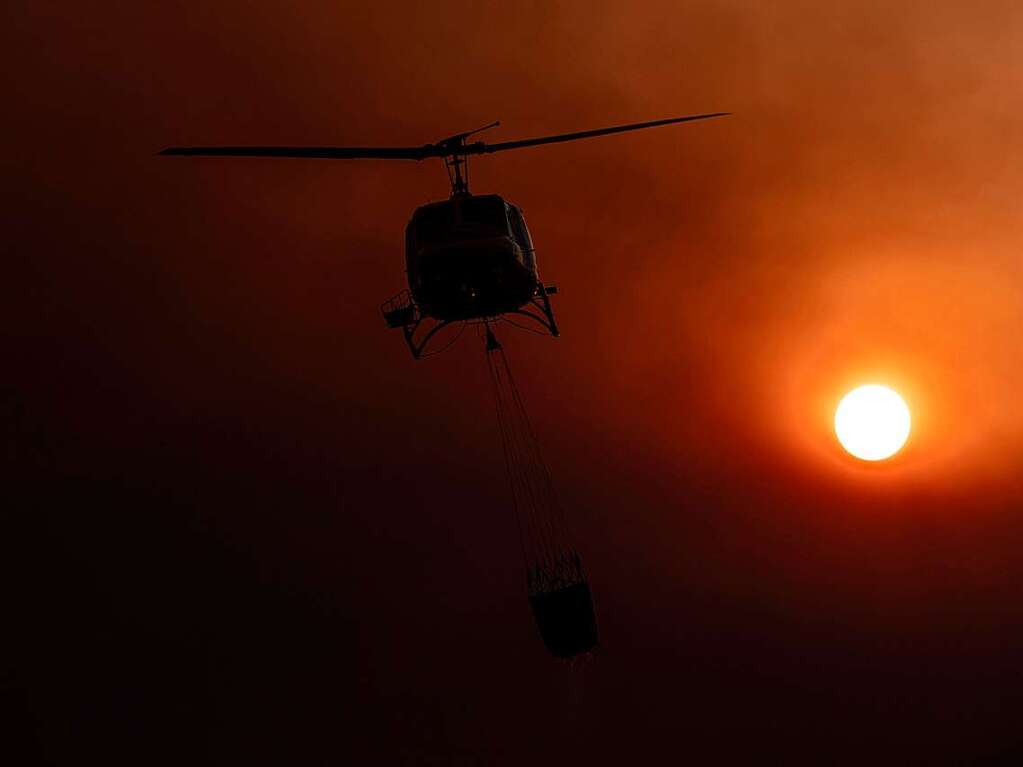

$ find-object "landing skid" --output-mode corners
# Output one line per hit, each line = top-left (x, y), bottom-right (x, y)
(505, 283), (559, 338)
(382, 282), (559, 360)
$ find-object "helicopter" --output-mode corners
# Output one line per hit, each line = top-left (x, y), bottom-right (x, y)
(160, 112), (728, 358)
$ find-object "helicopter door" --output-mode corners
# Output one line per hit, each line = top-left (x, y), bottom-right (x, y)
(506, 205), (536, 272)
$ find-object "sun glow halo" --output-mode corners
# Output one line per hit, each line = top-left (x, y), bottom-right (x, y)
(834, 384), (911, 461)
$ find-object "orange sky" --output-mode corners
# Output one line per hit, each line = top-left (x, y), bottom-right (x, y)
(9, 1), (1023, 761)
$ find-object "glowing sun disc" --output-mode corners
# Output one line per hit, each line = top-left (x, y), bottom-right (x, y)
(834, 384), (911, 461)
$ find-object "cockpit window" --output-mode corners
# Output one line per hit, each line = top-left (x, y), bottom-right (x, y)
(507, 205), (533, 252)
(414, 203), (454, 245)
(458, 196), (508, 234)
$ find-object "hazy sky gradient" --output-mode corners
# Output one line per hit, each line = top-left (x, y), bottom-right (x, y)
(8, 2), (1023, 762)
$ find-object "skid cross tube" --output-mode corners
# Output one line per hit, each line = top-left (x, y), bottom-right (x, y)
(382, 283), (559, 359)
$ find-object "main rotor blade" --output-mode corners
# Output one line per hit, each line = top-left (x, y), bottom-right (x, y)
(160, 113), (729, 160)
(158, 145), (432, 160)
(477, 112), (729, 154)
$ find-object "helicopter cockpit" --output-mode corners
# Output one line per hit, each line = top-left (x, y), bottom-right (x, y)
(404, 194), (538, 322)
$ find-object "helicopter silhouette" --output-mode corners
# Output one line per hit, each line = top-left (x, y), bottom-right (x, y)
(161, 112), (728, 358)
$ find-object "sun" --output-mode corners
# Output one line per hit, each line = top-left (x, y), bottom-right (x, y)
(834, 384), (911, 461)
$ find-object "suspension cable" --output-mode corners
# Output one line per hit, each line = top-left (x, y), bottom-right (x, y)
(483, 324), (578, 589)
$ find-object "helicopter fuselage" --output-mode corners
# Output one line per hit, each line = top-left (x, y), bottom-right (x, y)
(405, 194), (538, 322)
